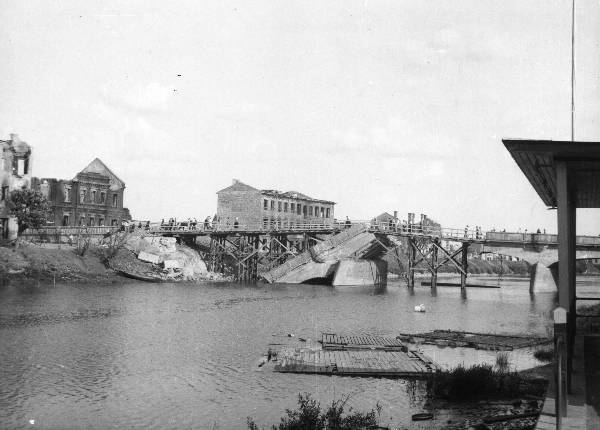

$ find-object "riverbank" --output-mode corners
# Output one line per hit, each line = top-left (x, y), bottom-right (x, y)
(0, 237), (226, 284)
(0, 243), (119, 283)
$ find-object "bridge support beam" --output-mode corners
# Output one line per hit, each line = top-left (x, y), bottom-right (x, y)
(431, 240), (438, 290)
(461, 242), (468, 290)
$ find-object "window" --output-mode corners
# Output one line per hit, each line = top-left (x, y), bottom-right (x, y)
(111, 219), (118, 226)
(263, 199), (268, 210)
(112, 194), (118, 207)
(100, 192), (106, 204)
(309, 206), (313, 216)
(284, 202), (288, 213)
(89, 217), (95, 226)
(314, 206), (319, 217)
(1, 186), (8, 202)
(326, 208), (330, 218)
(303, 205), (307, 216)
(17, 158), (25, 176)
(321, 207), (324, 217)
(64, 185), (71, 202)
(79, 216), (85, 226)
(62, 215), (69, 226)
(278, 201), (282, 212)
(291, 203), (295, 212)
(80, 188), (87, 204)
(98, 217), (104, 226)
(91, 190), (97, 203)
(270, 200), (275, 210)
(297, 204), (301, 215)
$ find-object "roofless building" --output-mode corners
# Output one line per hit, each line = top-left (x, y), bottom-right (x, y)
(216, 179), (335, 229)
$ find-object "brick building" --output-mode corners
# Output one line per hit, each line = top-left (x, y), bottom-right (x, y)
(0, 134), (33, 239)
(216, 179), (335, 229)
(33, 158), (131, 227)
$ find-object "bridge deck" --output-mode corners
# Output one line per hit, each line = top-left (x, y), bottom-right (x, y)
(23, 221), (600, 248)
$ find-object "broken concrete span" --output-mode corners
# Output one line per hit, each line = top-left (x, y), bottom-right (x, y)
(261, 224), (390, 286)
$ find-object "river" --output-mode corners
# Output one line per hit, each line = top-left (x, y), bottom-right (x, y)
(1, 276), (597, 429)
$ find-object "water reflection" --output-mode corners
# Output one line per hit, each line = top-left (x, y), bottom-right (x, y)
(1, 276), (593, 429)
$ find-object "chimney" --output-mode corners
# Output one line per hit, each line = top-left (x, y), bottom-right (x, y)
(393, 210), (398, 219)
(232, 178), (239, 185)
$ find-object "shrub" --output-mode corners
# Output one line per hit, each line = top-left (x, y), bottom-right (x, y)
(495, 352), (510, 373)
(247, 393), (379, 430)
(428, 364), (544, 401)
(533, 348), (554, 362)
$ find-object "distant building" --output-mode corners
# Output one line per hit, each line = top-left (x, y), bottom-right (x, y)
(216, 179), (335, 229)
(1, 134), (33, 239)
(33, 158), (131, 227)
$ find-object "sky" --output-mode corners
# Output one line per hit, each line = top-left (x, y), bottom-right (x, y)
(1, 0), (599, 233)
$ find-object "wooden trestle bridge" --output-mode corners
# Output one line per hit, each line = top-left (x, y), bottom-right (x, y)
(142, 220), (600, 286)
(23, 220), (600, 286)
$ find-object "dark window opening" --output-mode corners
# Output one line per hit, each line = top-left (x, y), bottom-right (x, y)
(263, 199), (268, 210)
(284, 202), (288, 213)
(278, 201), (282, 212)
(112, 194), (118, 207)
(62, 215), (69, 226)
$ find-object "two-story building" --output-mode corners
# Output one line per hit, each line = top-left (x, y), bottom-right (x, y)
(216, 179), (335, 229)
(33, 158), (131, 227)
(1, 134), (33, 239)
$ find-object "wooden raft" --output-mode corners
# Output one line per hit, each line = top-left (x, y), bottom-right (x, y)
(397, 330), (552, 351)
(273, 334), (438, 377)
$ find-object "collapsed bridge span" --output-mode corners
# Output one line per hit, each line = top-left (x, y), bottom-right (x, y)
(261, 224), (391, 285)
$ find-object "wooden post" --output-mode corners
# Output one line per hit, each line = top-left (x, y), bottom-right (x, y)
(407, 238), (415, 289)
(556, 161), (576, 392)
(460, 242), (468, 290)
(431, 240), (438, 291)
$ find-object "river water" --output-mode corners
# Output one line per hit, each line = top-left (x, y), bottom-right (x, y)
(1, 276), (597, 429)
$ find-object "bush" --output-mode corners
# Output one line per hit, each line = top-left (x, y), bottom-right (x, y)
(533, 348), (554, 362)
(428, 364), (545, 401)
(247, 393), (379, 430)
(495, 352), (510, 373)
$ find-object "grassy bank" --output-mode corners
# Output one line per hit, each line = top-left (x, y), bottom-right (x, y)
(0, 243), (118, 283)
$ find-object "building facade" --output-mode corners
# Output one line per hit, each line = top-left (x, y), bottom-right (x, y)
(33, 158), (131, 227)
(216, 179), (335, 229)
(1, 134), (33, 239)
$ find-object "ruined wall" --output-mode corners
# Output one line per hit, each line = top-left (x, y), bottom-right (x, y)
(217, 189), (262, 227)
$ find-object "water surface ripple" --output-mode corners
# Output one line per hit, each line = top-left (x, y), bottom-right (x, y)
(0, 276), (587, 429)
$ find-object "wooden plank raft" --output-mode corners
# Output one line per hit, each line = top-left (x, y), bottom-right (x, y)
(397, 330), (552, 351)
(273, 333), (438, 377)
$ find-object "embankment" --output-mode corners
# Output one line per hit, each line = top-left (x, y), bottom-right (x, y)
(0, 233), (223, 283)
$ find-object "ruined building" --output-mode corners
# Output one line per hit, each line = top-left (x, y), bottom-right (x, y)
(0, 134), (33, 239)
(216, 179), (335, 228)
(33, 158), (131, 227)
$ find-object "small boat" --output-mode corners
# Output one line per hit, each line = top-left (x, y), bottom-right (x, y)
(412, 412), (433, 421)
(116, 270), (163, 283)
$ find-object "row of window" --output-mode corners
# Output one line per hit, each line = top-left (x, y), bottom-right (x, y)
(263, 199), (331, 218)
(62, 214), (120, 227)
(63, 185), (118, 207)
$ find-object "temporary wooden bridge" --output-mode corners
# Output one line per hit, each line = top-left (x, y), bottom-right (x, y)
(396, 330), (552, 351)
(272, 333), (439, 377)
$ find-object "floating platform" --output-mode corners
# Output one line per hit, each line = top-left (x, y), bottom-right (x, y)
(420, 281), (500, 289)
(272, 334), (439, 377)
(397, 330), (551, 351)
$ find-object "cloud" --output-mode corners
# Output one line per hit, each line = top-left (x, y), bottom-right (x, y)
(327, 116), (459, 162)
(101, 81), (175, 112)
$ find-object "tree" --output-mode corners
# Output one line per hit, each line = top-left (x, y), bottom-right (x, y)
(8, 189), (50, 235)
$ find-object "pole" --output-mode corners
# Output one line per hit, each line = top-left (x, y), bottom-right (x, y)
(460, 242), (468, 290)
(571, 0), (575, 141)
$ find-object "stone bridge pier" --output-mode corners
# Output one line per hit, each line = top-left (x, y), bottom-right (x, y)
(483, 243), (600, 293)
